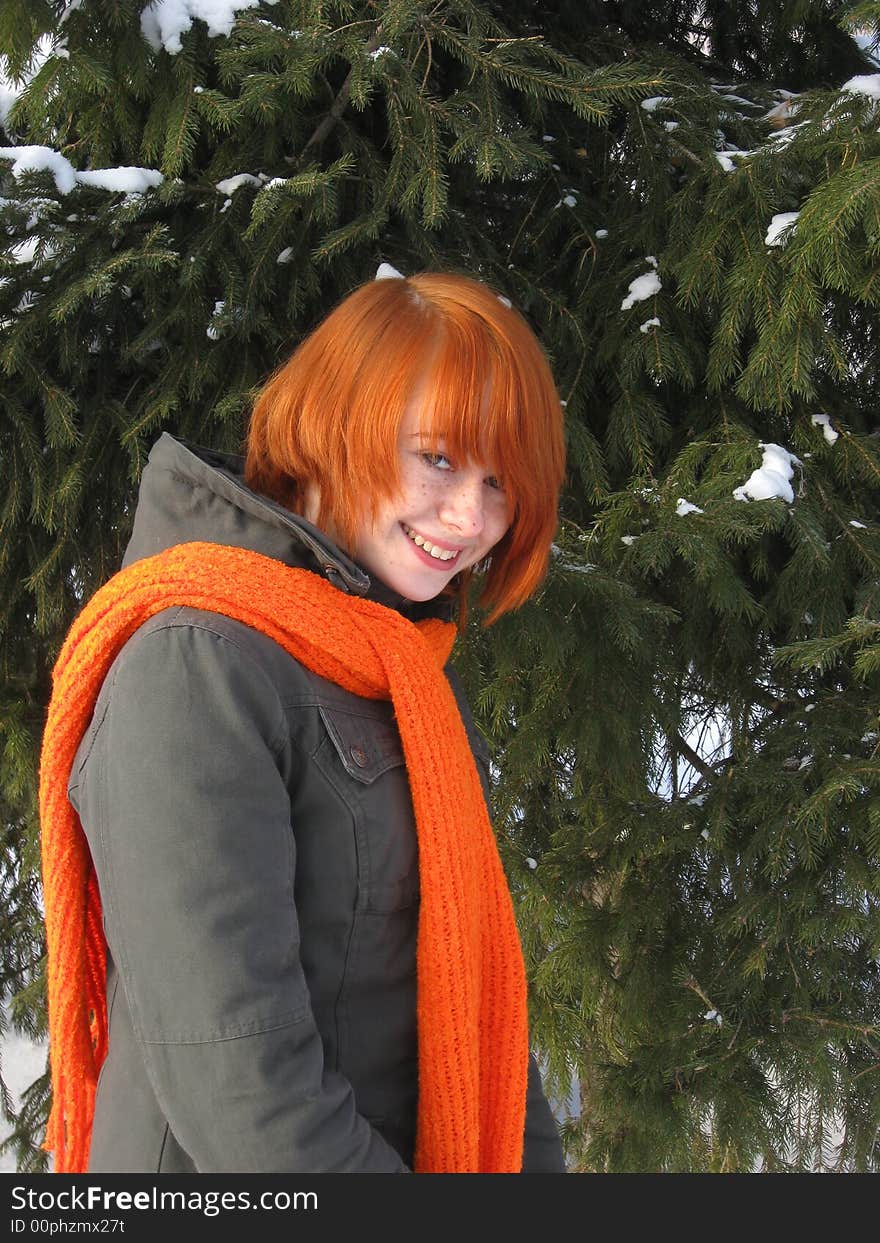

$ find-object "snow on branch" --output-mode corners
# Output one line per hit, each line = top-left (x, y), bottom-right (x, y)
(733, 443), (800, 504)
(840, 73), (880, 100)
(621, 260), (662, 311)
(0, 145), (163, 195)
(765, 211), (800, 247)
(215, 173), (262, 195)
(811, 413), (839, 445)
(140, 0), (278, 55)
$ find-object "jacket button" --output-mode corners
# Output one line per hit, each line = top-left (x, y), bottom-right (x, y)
(350, 745), (368, 767)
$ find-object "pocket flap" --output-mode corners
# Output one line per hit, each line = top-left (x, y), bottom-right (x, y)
(319, 705), (406, 785)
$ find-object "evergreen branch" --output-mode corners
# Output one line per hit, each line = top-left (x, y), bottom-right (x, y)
(244, 156), (354, 237)
(668, 138), (703, 168)
(300, 25), (386, 158)
(838, 3), (880, 34)
(431, 20), (668, 114)
(674, 732), (718, 781)
(119, 393), (180, 448)
(781, 1011), (879, 1039)
(45, 243), (179, 323)
(813, 477), (880, 577)
(162, 92), (201, 178)
(837, 435), (880, 491)
(853, 1062), (880, 1080)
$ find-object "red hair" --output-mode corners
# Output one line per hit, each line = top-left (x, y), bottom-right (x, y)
(245, 272), (565, 623)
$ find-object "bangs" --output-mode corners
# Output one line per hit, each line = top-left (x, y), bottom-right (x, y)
(415, 328), (535, 525)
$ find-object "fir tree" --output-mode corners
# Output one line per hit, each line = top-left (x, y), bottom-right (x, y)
(1, 1), (879, 1171)
(459, 0), (880, 1172)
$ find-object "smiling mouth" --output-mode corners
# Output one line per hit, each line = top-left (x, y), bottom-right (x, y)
(401, 524), (461, 563)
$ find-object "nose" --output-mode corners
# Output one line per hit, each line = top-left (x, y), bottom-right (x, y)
(439, 472), (485, 538)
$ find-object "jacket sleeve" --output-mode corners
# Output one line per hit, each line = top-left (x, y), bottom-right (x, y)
(521, 1055), (567, 1173)
(81, 616), (409, 1173)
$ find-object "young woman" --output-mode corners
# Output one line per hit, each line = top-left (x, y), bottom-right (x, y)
(39, 271), (567, 1174)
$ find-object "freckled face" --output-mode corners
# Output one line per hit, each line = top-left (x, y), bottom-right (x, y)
(343, 394), (511, 602)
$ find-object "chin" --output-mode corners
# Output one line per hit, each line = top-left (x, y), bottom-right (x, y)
(395, 581), (447, 603)
(375, 567), (454, 603)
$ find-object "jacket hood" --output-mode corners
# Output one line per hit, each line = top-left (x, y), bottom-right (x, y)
(123, 433), (453, 621)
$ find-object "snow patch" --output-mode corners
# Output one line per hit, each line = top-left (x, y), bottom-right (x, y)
(765, 211), (800, 247)
(641, 96), (673, 112)
(676, 498), (704, 516)
(206, 299), (225, 339)
(375, 262), (404, 280)
(621, 269), (662, 311)
(733, 442), (799, 504)
(639, 317), (660, 334)
(10, 236), (39, 264)
(721, 93), (760, 109)
(840, 73), (880, 100)
(59, 0), (84, 23)
(764, 97), (798, 125)
(215, 172), (261, 195)
(811, 412), (839, 445)
(140, 0), (277, 55)
(769, 124), (804, 150)
(76, 167), (163, 193)
(0, 145), (162, 195)
(0, 145), (78, 194)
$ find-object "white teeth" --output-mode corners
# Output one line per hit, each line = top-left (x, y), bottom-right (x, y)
(403, 525), (458, 561)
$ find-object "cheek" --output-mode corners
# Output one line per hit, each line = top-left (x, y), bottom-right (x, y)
(489, 503), (512, 546)
(479, 522), (506, 560)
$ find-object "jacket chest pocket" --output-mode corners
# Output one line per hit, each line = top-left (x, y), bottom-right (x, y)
(316, 704), (419, 913)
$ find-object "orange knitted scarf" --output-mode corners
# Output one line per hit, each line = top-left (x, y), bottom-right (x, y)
(39, 541), (528, 1174)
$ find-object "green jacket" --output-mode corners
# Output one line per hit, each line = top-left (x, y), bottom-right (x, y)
(69, 432), (565, 1173)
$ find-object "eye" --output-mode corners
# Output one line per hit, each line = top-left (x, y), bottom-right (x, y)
(485, 475), (504, 491)
(420, 451), (453, 471)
